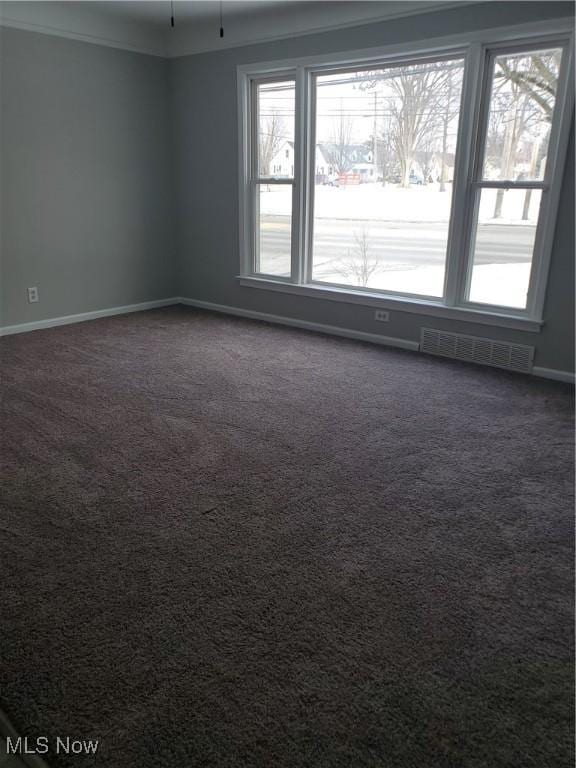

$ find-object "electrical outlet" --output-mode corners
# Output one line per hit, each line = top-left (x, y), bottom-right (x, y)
(27, 286), (39, 303)
(374, 310), (389, 322)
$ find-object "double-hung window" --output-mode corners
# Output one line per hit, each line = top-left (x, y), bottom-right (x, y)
(250, 77), (296, 277)
(238, 20), (574, 328)
(466, 45), (567, 312)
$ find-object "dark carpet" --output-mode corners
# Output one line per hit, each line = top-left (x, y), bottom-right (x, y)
(0, 306), (573, 768)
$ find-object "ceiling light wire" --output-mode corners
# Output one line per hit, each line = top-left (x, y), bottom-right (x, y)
(170, 0), (175, 28)
(219, 1), (224, 38)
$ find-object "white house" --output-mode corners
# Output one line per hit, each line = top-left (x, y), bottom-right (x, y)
(315, 143), (375, 183)
(269, 141), (295, 177)
(270, 141), (376, 182)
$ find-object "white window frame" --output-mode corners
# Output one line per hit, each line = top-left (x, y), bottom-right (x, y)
(244, 73), (298, 280)
(237, 18), (574, 332)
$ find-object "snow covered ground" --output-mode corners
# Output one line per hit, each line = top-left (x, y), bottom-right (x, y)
(257, 182), (536, 309)
(261, 181), (540, 224)
(313, 261), (530, 308)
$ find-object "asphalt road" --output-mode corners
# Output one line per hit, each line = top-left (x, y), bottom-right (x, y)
(258, 217), (535, 274)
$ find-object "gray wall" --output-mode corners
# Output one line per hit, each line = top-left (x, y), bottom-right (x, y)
(1, 3), (573, 372)
(0, 27), (176, 327)
(171, 1), (575, 373)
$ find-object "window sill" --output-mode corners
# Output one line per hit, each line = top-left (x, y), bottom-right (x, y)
(238, 276), (543, 333)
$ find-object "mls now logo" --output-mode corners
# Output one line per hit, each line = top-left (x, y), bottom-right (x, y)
(6, 736), (99, 755)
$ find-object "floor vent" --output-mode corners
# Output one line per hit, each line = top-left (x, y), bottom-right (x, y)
(420, 328), (534, 373)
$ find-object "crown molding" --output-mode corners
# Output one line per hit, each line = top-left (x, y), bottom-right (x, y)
(2, 1), (569, 60)
(0, 17), (167, 56)
(0, 1), (474, 59)
(167, 0), (468, 58)
(0, 2), (167, 57)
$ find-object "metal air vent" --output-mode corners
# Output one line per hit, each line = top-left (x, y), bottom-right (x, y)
(420, 328), (534, 373)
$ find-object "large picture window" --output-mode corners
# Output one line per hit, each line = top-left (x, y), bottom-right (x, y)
(311, 58), (464, 298)
(238, 22), (574, 327)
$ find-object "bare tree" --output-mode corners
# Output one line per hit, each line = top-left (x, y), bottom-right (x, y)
(487, 52), (560, 217)
(495, 52), (561, 121)
(489, 51), (561, 217)
(416, 130), (437, 185)
(336, 230), (380, 288)
(358, 62), (462, 187)
(491, 88), (530, 217)
(324, 109), (355, 175)
(438, 69), (459, 191)
(371, 128), (397, 185)
(387, 62), (459, 187)
(258, 110), (286, 176)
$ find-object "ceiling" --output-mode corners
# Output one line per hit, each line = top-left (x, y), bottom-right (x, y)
(0, 1), (470, 57)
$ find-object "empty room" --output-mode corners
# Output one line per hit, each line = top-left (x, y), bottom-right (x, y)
(0, 1), (574, 766)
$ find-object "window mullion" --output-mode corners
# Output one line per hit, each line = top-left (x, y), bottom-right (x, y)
(249, 82), (259, 275)
(239, 79), (255, 277)
(444, 42), (484, 308)
(471, 180), (547, 190)
(304, 74), (317, 285)
(291, 67), (306, 284)
(254, 178), (294, 184)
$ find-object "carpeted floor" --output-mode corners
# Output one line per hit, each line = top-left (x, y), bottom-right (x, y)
(0, 306), (573, 768)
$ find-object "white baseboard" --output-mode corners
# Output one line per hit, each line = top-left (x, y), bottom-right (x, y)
(177, 296), (420, 352)
(179, 297), (576, 383)
(2, 295), (573, 385)
(0, 298), (180, 337)
(532, 366), (575, 384)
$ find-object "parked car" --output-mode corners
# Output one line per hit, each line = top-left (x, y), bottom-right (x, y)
(409, 171), (424, 185)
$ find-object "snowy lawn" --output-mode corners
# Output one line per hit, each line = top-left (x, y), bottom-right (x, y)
(258, 182), (536, 308)
(261, 181), (541, 223)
